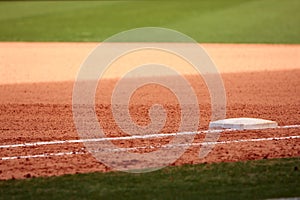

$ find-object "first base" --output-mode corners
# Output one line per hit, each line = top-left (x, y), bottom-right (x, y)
(209, 117), (278, 130)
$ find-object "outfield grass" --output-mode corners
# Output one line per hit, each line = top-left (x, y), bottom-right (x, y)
(0, 157), (299, 199)
(0, 0), (299, 43)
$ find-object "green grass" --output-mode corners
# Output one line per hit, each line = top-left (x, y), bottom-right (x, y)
(0, 0), (299, 43)
(0, 157), (299, 199)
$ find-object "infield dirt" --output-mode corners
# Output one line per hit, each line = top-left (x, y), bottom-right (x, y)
(0, 43), (299, 179)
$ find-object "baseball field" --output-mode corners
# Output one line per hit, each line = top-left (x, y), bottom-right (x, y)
(0, 0), (299, 199)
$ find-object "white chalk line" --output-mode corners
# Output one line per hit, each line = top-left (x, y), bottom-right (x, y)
(0, 124), (299, 149)
(0, 129), (228, 149)
(1, 135), (300, 161)
(90, 135), (300, 153)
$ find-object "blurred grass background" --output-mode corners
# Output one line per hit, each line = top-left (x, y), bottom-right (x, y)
(0, 0), (299, 43)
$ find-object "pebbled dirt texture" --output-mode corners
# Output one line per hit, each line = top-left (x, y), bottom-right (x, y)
(0, 43), (299, 179)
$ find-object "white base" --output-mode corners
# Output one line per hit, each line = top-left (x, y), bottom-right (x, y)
(209, 118), (278, 130)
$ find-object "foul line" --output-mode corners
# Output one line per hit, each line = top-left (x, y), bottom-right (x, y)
(101, 135), (300, 152)
(0, 124), (300, 149)
(1, 135), (300, 160)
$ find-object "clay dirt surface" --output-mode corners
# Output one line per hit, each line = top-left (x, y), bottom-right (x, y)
(0, 43), (299, 179)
